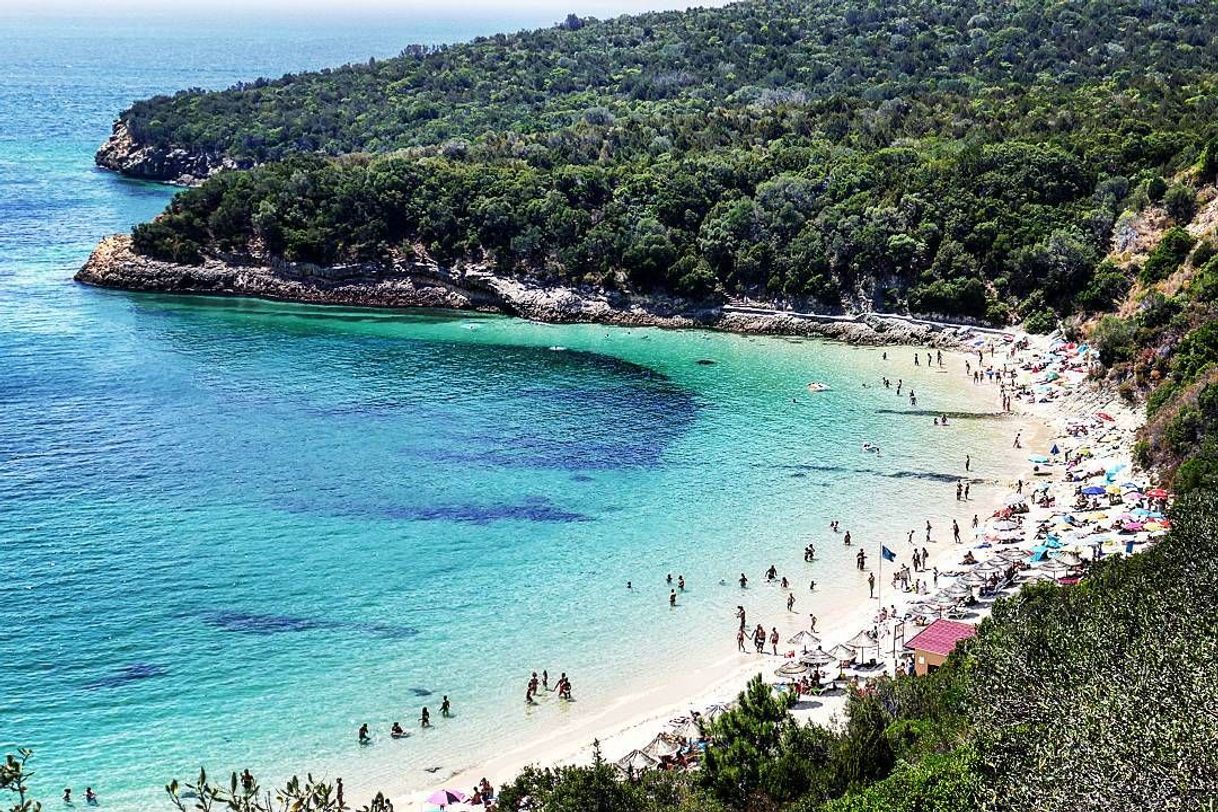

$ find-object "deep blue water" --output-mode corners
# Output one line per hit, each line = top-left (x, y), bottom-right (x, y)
(0, 9), (1021, 810)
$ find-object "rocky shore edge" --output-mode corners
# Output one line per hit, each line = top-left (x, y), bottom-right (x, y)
(94, 121), (248, 185)
(76, 235), (986, 347)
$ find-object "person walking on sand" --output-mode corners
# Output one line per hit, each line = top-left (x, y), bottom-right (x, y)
(953, 520), (961, 543)
(1013, 430), (1022, 449)
(737, 627), (746, 652)
(770, 627), (780, 655)
(868, 572), (875, 598)
(809, 613), (818, 632)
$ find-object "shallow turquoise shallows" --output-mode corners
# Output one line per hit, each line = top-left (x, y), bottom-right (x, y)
(0, 12), (1022, 810)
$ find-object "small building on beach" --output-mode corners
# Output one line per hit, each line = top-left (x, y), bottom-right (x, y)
(904, 619), (976, 676)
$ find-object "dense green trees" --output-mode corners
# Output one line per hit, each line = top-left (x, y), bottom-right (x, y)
(121, 0), (1218, 322)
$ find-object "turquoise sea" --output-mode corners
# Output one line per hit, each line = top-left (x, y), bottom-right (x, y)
(0, 9), (1027, 810)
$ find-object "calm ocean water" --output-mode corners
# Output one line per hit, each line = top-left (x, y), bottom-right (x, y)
(0, 9), (1022, 810)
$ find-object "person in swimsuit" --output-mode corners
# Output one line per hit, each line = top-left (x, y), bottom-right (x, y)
(358, 724), (370, 743)
(420, 707), (431, 728)
(441, 695), (451, 717)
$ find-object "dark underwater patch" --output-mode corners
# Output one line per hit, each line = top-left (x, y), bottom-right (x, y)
(785, 463), (968, 484)
(202, 611), (418, 639)
(873, 409), (1009, 420)
(85, 663), (168, 690)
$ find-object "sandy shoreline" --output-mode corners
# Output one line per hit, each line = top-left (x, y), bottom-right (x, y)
(75, 236), (1130, 810)
(383, 341), (1074, 810)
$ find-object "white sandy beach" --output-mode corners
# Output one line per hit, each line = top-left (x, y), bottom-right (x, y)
(377, 330), (1143, 812)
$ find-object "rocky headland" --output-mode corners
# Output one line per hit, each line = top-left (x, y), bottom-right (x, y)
(77, 236), (991, 347)
(94, 121), (248, 185)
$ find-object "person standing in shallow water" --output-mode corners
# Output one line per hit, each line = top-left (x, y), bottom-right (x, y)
(441, 695), (451, 717)
(669, 589), (677, 607)
(868, 572), (875, 598)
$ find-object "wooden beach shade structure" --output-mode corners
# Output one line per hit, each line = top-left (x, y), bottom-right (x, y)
(903, 619), (976, 676)
(616, 748), (659, 772)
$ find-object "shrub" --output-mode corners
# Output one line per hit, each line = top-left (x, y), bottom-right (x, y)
(1163, 184), (1197, 224)
(1140, 227), (1196, 285)
(1091, 315), (1136, 365)
(1022, 308), (1057, 334)
(1074, 260), (1131, 312)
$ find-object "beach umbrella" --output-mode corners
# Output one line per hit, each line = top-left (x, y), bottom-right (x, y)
(800, 647), (835, 667)
(642, 734), (682, 760)
(1040, 559), (1073, 574)
(775, 660), (812, 679)
(1122, 491), (1144, 503)
(1028, 454), (1050, 464)
(1081, 486), (1106, 496)
(426, 790), (469, 808)
(1052, 551), (1083, 566)
(828, 643), (858, 662)
(1147, 488), (1170, 500)
(616, 749), (659, 772)
(669, 718), (704, 741)
(788, 630), (821, 648)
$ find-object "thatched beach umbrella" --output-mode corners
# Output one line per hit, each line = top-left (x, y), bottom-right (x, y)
(775, 660), (812, 679)
(616, 749), (659, 772)
(642, 733), (682, 760)
(799, 647), (835, 667)
(787, 630), (821, 648)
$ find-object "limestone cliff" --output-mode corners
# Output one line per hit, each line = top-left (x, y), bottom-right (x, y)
(76, 236), (974, 346)
(94, 121), (250, 184)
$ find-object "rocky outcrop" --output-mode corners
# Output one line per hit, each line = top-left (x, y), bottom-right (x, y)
(76, 236), (976, 347)
(94, 121), (250, 185)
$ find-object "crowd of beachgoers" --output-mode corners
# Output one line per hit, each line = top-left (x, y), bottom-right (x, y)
(411, 328), (1159, 811)
(595, 330), (1156, 779)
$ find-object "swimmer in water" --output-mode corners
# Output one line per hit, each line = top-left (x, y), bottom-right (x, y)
(358, 723), (370, 743)
(391, 722), (406, 738)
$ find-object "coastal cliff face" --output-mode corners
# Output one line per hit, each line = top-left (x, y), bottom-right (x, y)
(76, 237), (967, 346)
(94, 121), (248, 184)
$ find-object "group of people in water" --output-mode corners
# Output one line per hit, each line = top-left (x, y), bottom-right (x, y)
(59, 787), (98, 806)
(526, 670), (573, 704)
(358, 695), (452, 743)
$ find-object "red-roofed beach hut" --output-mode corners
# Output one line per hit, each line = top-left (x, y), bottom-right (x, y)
(904, 619), (976, 675)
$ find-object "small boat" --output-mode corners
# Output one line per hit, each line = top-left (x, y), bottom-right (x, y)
(862, 443), (881, 453)
(806, 382), (830, 393)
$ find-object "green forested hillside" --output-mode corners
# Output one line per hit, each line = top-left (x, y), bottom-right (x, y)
(123, 0), (1218, 322)
(120, 0), (1218, 163)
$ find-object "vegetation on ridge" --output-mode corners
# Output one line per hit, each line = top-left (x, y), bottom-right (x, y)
(123, 0), (1218, 322)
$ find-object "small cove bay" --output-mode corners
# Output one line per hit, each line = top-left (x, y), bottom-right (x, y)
(0, 11), (1034, 811)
